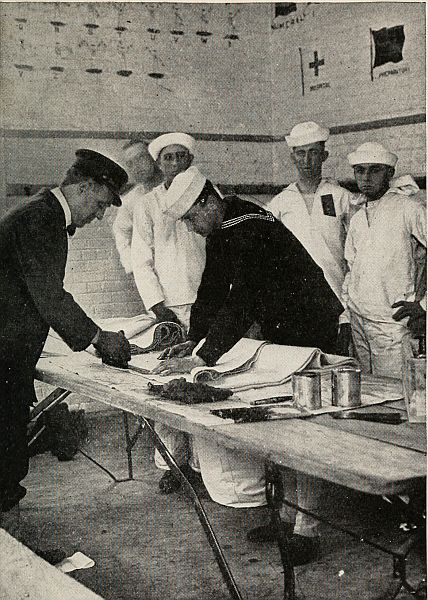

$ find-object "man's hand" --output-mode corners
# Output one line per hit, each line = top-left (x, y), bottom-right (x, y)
(151, 355), (205, 376)
(336, 323), (352, 356)
(151, 302), (183, 326)
(392, 301), (425, 322)
(158, 340), (197, 360)
(93, 329), (131, 368)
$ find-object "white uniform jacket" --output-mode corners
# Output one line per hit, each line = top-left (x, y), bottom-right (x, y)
(131, 183), (206, 311)
(267, 179), (357, 322)
(342, 175), (426, 323)
(112, 183), (151, 274)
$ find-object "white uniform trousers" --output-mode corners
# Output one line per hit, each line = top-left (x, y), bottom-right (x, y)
(280, 470), (322, 537)
(154, 304), (200, 471)
(194, 440), (322, 536)
(349, 310), (413, 379)
(194, 439), (266, 507)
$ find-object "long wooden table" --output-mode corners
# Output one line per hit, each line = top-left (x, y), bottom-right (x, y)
(34, 349), (426, 599)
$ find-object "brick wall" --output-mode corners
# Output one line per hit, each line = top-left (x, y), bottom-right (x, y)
(64, 211), (144, 320)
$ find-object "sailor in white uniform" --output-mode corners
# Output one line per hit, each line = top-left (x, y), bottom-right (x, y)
(247, 122), (359, 559)
(112, 140), (163, 274)
(344, 142), (426, 378)
(131, 133), (207, 493)
(267, 121), (358, 354)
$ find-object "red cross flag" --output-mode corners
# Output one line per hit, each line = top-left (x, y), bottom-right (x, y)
(298, 46), (331, 96)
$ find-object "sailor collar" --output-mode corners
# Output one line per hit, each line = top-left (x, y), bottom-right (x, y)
(221, 203), (275, 230)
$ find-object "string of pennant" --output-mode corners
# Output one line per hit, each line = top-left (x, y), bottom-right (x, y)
(12, 18), (242, 80)
(15, 16), (241, 44)
(12, 14), (242, 80)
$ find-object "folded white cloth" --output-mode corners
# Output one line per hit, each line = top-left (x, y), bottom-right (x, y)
(191, 339), (356, 391)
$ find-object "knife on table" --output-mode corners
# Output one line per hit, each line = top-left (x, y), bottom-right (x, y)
(331, 412), (404, 424)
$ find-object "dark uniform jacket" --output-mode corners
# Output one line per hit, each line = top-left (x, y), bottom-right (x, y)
(188, 196), (343, 367)
(0, 188), (98, 406)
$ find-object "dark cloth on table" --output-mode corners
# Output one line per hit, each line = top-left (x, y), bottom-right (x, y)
(188, 196), (343, 367)
(0, 189), (98, 510)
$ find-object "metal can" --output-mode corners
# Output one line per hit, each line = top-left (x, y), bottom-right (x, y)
(292, 371), (322, 410)
(331, 367), (362, 407)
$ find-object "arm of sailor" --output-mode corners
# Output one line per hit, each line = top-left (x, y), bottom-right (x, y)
(130, 201), (165, 311)
(187, 235), (230, 346)
(112, 199), (134, 274)
(194, 230), (265, 367)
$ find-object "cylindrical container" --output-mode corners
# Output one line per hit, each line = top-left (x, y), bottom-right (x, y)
(331, 367), (361, 407)
(402, 356), (426, 423)
(292, 371), (322, 410)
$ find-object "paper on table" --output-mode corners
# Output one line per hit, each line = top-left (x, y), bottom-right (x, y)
(129, 338), (268, 384)
(131, 339), (356, 391)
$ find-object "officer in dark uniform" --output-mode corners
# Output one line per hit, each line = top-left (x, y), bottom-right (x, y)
(0, 149), (131, 527)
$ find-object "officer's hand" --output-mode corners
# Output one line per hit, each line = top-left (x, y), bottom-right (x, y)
(93, 329), (131, 369)
(158, 340), (197, 360)
(151, 302), (183, 326)
(392, 301), (425, 322)
(336, 323), (352, 356)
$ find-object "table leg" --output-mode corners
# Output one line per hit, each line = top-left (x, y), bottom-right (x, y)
(279, 493), (426, 600)
(265, 462), (296, 600)
(79, 411), (144, 483)
(142, 417), (244, 600)
(374, 552), (427, 600)
(28, 388), (72, 448)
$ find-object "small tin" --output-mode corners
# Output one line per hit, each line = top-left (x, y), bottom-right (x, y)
(331, 367), (362, 407)
(292, 371), (322, 410)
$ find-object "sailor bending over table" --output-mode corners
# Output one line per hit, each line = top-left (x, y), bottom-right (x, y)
(152, 165), (343, 565)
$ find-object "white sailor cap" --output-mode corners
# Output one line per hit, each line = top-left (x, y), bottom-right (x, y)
(123, 141), (150, 162)
(163, 166), (207, 221)
(286, 121), (330, 148)
(347, 142), (398, 167)
(148, 132), (196, 160)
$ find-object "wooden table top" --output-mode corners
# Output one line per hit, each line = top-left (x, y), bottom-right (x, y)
(36, 349), (426, 497)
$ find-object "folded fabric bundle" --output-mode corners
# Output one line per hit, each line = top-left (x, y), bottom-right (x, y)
(191, 338), (268, 383)
(95, 314), (186, 354)
(190, 340), (356, 391)
(130, 337), (356, 396)
(98, 313), (157, 339)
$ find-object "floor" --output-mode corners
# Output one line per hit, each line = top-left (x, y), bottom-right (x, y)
(16, 410), (426, 600)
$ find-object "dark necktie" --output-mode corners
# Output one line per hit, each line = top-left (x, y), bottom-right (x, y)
(67, 224), (76, 237)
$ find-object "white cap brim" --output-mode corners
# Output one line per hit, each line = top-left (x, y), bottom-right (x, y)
(348, 149), (398, 167)
(148, 132), (195, 160)
(286, 127), (329, 148)
(163, 166), (207, 220)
